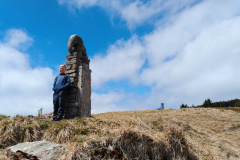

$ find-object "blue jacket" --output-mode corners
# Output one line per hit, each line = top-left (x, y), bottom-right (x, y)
(52, 73), (71, 94)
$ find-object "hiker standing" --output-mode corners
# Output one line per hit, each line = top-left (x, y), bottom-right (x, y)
(52, 64), (71, 121)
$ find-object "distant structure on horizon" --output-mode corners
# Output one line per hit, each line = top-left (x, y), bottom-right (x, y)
(161, 103), (164, 109)
(157, 103), (164, 110)
(64, 34), (92, 118)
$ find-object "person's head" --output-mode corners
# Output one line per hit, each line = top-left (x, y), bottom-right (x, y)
(59, 64), (66, 74)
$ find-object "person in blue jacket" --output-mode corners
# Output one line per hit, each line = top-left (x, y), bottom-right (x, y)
(52, 64), (71, 121)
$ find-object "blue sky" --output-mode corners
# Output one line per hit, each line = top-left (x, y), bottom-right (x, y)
(1, 0), (240, 116)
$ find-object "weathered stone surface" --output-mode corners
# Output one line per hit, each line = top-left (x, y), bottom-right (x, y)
(66, 59), (77, 65)
(70, 77), (75, 83)
(71, 83), (78, 88)
(7, 141), (65, 160)
(65, 34), (91, 119)
(66, 94), (76, 103)
(66, 102), (79, 108)
(68, 88), (77, 94)
(65, 69), (76, 74)
(69, 73), (77, 77)
(66, 65), (71, 70)
(66, 54), (77, 60)
(73, 52), (79, 56)
(68, 35), (84, 54)
(77, 65), (91, 118)
(65, 106), (79, 118)
(71, 63), (77, 69)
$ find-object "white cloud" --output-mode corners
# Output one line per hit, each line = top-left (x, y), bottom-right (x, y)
(0, 29), (54, 117)
(90, 35), (145, 87)
(91, 91), (125, 114)
(58, 0), (99, 9)
(3, 29), (33, 51)
(58, 0), (199, 29)
(89, 0), (240, 110)
(140, 0), (240, 105)
(119, 0), (199, 29)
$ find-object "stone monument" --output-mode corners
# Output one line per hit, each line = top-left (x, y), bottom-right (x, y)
(64, 35), (91, 118)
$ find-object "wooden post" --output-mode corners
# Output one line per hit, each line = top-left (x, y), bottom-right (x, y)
(41, 107), (43, 118)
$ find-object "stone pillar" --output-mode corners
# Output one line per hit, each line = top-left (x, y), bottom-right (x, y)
(64, 35), (91, 118)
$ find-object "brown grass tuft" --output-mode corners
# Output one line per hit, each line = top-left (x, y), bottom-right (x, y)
(0, 121), (25, 148)
(63, 129), (192, 160)
(163, 125), (190, 160)
(0, 115), (8, 121)
(116, 130), (165, 159)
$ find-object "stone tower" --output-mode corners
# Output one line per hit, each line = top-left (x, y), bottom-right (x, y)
(64, 35), (91, 118)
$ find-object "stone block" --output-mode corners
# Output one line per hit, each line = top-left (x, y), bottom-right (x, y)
(71, 83), (77, 88)
(69, 73), (77, 77)
(66, 65), (71, 70)
(68, 88), (77, 94)
(66, 59), (77, 65)
(66, 102), (78, 108)
(66, 94), (76, 103)
(70, 77), (75, 83)
(72, 64), (77, 69)
(66, 54), (77, 60)
(73, 52), (79, 56)
(66, 53), (72, 58)
(65, 106), (78, 118)
(66, 69), (76, 74)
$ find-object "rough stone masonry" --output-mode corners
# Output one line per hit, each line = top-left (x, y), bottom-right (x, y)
(64, 34), (91, 118)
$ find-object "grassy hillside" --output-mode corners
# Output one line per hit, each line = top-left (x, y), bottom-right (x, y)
(0, 108), (240, 159)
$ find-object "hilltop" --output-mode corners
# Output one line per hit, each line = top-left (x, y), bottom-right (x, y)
(0, 108), (240, 159)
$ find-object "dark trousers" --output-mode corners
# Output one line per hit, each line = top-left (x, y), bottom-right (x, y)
(53, 91), (66, 120)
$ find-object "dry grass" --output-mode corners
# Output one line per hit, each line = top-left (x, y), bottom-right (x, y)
(214, 107), (240, 112)
(0, 108), (240, 159)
